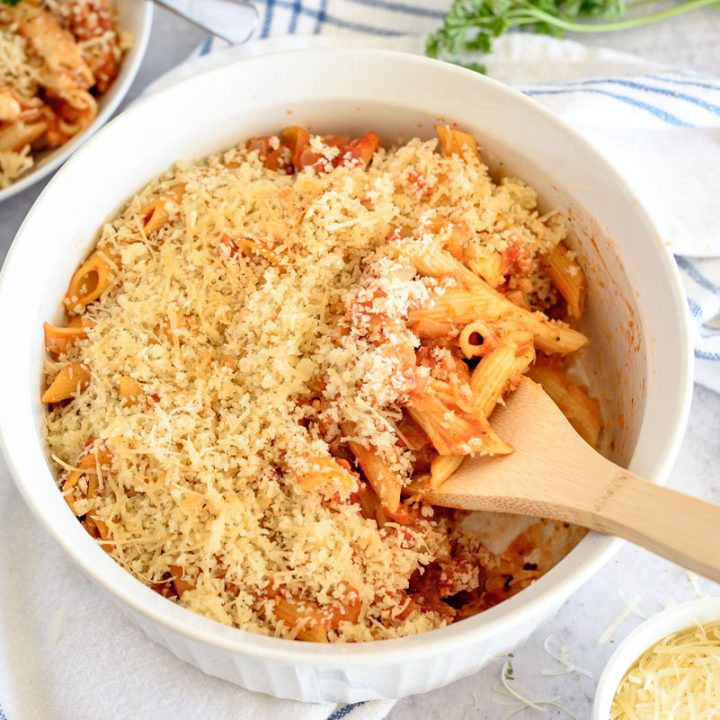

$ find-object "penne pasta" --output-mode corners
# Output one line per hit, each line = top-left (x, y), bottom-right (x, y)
(408, 381), (512, 457)
(61, 445), (112, 516)
(220, 233), (281, 264)
(431, 329), (535, 487)
(293, 454), (357, 497)
(273, 597), (329, 643)
(458, 320), (492, 359)
(405, 243), (588, 355)
(336, 131), (380, 169)
(429, 454), (464, 488)
(0, 120), (48, 153)
(408, 286), (500, 325)
(435, 125), (480, 159)
(118, 375), (144, 404)
(469, 330), (536, 414)
(423, 214), (471, 260)
(343, 422), (402, 514)
(43, 316), (92, 356)
(141, 183), (186, 234)
(42, 362), (91, 403)
(528, 365), (602, 447)
(542, 241), (587, 319)
(84, 513), (113, 554)
(465, 249), (504, 288)
(63, 250), (119, 313)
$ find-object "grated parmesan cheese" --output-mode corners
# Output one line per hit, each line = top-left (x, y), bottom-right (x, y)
(611, 620), (720, 719)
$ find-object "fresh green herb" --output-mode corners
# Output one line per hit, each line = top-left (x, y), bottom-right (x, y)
(427, 0), (719, 71)
(1, 0), (23, 6)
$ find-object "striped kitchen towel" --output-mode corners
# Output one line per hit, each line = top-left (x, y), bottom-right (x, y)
(168, 25), (720, 393)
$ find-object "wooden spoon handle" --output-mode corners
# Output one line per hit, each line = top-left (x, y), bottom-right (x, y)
(588, 472), (720, 582)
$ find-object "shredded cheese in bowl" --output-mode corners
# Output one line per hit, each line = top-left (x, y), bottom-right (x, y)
(611, 620), (720, 719)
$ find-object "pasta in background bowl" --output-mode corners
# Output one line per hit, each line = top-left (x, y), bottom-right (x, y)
(0, 0), (152, 201)
(0, 49), (692, 701)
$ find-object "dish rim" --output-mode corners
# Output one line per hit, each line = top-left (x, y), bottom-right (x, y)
(0, 47), (694, 665)
(0, 0), (154, 204)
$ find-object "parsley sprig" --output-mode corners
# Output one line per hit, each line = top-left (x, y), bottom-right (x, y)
(427, 0), (719, 71)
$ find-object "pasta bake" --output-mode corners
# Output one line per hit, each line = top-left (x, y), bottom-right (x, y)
(0, 0), (128, 188)
(42, 126), (601, 642)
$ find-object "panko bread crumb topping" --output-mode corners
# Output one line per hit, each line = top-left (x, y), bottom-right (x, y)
(42, 126), (596, 641)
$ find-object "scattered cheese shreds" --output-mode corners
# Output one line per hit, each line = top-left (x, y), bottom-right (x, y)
(492, 661), (578, 720)
(611, 620), (720, 719)
(541, 634), (593, 678)
(687, 570), (711, 600)
(600, 593), (646, 645)
(462, 691), (482, 720)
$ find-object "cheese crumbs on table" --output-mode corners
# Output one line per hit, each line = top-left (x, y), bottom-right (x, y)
(42, 125), (596, 642)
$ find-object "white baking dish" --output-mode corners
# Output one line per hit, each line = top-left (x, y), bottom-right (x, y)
(0, 49), (692, 703)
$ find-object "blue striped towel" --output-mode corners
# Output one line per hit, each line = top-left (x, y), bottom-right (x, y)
(169, 23), (720, 394)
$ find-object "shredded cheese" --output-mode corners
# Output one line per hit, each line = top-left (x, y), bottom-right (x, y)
(600, 593), (647, 645)
(541, 634), (593, 678)
(611, 620), (720, 719)
(491, 661), (578, 719)
(687, 570), (711, 600)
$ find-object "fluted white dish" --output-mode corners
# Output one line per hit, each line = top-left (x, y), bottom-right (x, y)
(0, 0), (153, 203)
(0, 49), (692, 703)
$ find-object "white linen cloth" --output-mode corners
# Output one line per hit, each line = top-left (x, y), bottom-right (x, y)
(2, 16), (720, 720)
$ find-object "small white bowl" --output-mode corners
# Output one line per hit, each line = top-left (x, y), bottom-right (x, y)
(593, 598), (720, 719)
(0, 0), (153, 203)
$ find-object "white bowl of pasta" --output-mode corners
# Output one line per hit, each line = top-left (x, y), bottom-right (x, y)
(0, 49), (692, 702)
(0, 0), (153, 201)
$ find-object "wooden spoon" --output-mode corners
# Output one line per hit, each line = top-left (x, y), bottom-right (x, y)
(423, 377), (720, 582)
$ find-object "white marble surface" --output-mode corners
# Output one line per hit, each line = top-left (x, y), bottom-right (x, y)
(0, 7), (719, 719)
